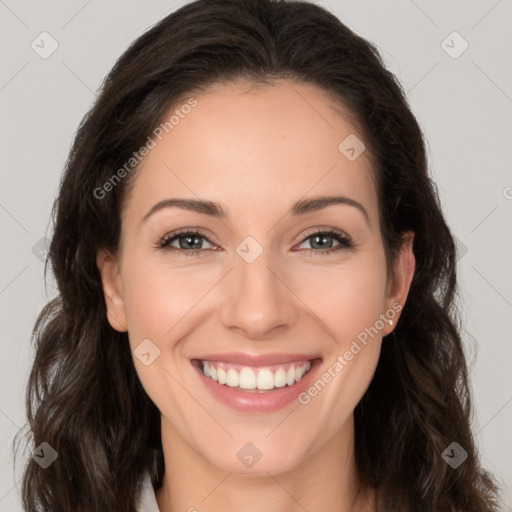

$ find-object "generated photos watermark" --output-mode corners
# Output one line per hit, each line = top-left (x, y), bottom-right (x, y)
(297, 301), (402, 405)
(93, 97), (198, 200)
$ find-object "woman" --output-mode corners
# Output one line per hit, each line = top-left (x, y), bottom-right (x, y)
(14, 0), (501, 510)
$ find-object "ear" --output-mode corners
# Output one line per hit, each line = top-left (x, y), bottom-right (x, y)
(382, 231), (415, 336)
(96, 248), (128, 332)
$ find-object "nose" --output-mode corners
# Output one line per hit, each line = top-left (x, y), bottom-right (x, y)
(219, 246), (298, 340)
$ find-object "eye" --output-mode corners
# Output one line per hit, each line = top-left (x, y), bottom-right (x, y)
(295, 228), (353, 256)
(156, 229), (216, 257)
(155, 227), (353, 258)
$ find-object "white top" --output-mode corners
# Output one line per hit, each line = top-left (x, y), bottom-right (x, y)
(136, 470), (161, 512)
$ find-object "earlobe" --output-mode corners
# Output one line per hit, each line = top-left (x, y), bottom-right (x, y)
(383, 231), (416, 336)
(96, 248), (128, 332)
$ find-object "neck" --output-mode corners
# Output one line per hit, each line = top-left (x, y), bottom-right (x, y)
(155, 414), (375, 512)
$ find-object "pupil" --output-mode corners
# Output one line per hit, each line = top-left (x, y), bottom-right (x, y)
(181, 235), (201, 249)
(312, 234), (332, 249)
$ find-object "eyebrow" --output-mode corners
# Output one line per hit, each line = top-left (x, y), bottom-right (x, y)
(142, 195), (370, 226)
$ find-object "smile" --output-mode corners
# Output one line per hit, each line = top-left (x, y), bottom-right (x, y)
(199, 360), (312, 392)
(190, 354), (322, 412)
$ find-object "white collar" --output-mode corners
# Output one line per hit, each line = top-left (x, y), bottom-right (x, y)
(137, 470), (161, 512)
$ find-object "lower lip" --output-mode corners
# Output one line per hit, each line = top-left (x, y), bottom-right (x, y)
(191, 358), (322, 413)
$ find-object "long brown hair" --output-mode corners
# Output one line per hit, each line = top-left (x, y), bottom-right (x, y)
(14, 0), (500, 510)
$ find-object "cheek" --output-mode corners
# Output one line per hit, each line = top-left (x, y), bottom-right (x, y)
(119, 255), (216, 430)
(121, 254), (218, 343)
(293, 266), (386, 434)
(290, 256), (387, 407)
(290, 256), (388, 343)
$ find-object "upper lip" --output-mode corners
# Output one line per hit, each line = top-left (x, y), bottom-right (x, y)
(191, 352), (321, 367)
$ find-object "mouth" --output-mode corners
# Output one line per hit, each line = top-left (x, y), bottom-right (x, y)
(190, 354), (322, 412)
(191, 358), (314, 392)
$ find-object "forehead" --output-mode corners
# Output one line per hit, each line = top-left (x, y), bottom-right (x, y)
(123, 79), (378, 227)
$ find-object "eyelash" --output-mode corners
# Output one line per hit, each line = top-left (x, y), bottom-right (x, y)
(155, 228), (353, 258)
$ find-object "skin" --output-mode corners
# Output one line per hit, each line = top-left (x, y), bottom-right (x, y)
(97, 79), (415, 512)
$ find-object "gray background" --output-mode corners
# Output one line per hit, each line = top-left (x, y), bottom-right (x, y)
(1, 0), (511, 509)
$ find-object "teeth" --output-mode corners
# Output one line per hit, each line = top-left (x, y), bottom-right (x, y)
(286, 366), (296, 386)
(274, 367), (287, 387)
(200, 360), (312, 391)
(226, 368), (239, 387)
(256, 369), (274, 390)
(239, 368), (256, 389)
(217, 367), (226, 385)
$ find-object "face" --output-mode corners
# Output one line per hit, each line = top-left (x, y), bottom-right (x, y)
(97, 79), (415, 476)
